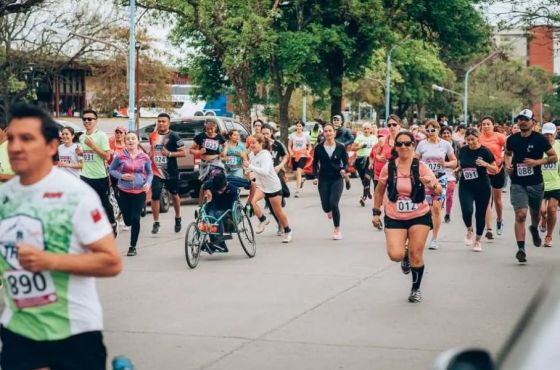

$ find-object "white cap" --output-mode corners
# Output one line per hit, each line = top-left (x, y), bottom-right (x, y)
(542, 122), (556, 135)
(516, 109), (534, 120)
(267, 121), (277, 131)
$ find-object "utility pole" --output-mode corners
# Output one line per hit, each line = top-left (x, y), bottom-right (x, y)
(128, 0), (136, 132)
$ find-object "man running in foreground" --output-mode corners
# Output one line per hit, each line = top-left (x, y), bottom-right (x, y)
(0, 103), (122, 370)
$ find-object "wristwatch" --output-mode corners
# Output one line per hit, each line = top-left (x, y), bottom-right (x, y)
(372, 208), (382, 216)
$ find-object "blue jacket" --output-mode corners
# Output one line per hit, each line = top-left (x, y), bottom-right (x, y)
(109, 149), (153, 193)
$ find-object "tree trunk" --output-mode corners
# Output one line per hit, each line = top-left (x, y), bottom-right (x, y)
(229, 70), (252, 132)
(327, 49), (344, 118)
(269, 55), (295, 145)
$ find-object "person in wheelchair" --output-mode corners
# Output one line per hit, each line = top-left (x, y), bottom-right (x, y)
(202, 171), (238, 253)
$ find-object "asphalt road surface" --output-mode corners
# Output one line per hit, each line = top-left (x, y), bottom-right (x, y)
(98, 179), (560, 369)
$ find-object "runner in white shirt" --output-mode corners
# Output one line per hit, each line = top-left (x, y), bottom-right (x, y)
(245, 133), (293, 243)
(0, 103), (121, 370)
(57, 126), (83, 177)
(288, 121), (310, 197)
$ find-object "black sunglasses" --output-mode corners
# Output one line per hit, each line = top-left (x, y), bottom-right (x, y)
(395, 141), (413, 147)
(387, 123), (399, 127)
(82, 117), (96, 122)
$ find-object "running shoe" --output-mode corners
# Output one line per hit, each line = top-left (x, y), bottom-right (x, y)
(529, 225), (542, 247)
(544, 236), (553, 248)
(151, 222), (160, 234)
(485, 229), (494, 240)
(444, 214), (450, 223)
(464, 230), (474, 246)
(282, 231), (293, 243)
(295, 191), (300, 198)
(367, 191), (372, 199)
(175, 217), (182, 233)
(472, 241), (482, 252)
(277, 226), (284, 236)
(256, 219), (270, 234)
(539, 224), (547, 233)
(401, 248), (411, 275)
(122, 225), (130, 231)
(127, 247), (137, 256)
(496, 220), (504, 236)
(333, 230), (343, 240)
(516, 249), (527, 263)
(408, 289), (422, 303)
(359, 197), (366, 207)
(428, 240), (439, 250)
(300, 178), (306, 189)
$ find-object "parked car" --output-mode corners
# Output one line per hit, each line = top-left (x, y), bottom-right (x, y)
(432, 273), (560, 370)
(138, 116), (250, 199)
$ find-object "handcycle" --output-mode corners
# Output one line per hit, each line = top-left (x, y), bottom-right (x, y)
(184, 199), (256, 269)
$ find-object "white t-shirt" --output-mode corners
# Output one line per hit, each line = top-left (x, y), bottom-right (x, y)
(289, 132), (310, 156)
(58, 143), (82, 178)
(415, 139), (454, 175)
(0, 168), (112, 341)
(249, 150), (282, 194)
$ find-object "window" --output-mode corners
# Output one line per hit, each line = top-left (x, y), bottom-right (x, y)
(139, 124), (155, 140)
(170, 120), (205, 139)
(223, 119), (234, 131)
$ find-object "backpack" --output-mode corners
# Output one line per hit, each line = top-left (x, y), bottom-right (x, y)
(387, 158), (425, 203)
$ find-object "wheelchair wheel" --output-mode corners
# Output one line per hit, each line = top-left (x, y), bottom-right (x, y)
(237, 210), (256, 258)
(185, 222), (203, 269)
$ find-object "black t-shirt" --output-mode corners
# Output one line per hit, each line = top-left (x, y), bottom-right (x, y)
(506, 132), (552, 185)
(194, 133), (226, 156)
(202, 182), (238, 211)
(152, 130), (184, 179)
(270, 140), (287, 166)
(458, 145), (495, 186)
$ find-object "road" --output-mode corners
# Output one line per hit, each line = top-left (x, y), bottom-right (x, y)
(100, 179), (559, 370)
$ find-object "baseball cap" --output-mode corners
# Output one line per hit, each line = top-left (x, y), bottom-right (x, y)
(542, 122), (556, 135)
(378, 128), (390, 137)
(267, 121), (277, 131)
(332, 115), (342, 121)
(516, 109), (534, 120)
(115, 126), (127, 133)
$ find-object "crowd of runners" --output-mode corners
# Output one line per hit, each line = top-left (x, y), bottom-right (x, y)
(0, 102), (559, 368)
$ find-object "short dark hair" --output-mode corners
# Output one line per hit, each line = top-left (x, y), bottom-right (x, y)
(157, 113), (171, 120)
(8, 103), (59, 144)
(62, 126), (75, 136)
(261, 124), (274, 132)
(82, 109), (98, 118)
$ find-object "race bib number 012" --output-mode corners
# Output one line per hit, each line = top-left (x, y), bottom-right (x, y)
(516, 163), (534, 177)
(396, 198), (418, 213)
(462, 167), (478, 180)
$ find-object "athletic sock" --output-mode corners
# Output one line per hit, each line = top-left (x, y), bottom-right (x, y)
(517, 241), (525, 250)
(258, 215), (267, 223)
(411, 265), (425, 290)
(284, 226), (291, 233)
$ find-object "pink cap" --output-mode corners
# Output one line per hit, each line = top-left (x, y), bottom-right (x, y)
(377, 128), (390, 137)
(115, 126), (128, 133)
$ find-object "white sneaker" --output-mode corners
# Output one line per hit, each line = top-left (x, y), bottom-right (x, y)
(256, 219), (270, 234)
(122, 225), (130, 231)
(282, 231), (292, 243)
(428, 240), (438, 250)
(276, 226), (284, 236)
(464, 230), (474, 246)
(472, 241), (482, 252)
(333, 230), (342, 240)
(295, 191), (300, 198)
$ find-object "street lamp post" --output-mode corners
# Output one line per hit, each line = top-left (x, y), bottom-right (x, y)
(463, 51), (501, 125)
(385, 45), (398, 124)
(128, 0), (136, 132)
(302, 85), (307, 123)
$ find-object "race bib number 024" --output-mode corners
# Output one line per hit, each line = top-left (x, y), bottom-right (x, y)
(396, 198), (418, 213)
(516, 163), (534, 177)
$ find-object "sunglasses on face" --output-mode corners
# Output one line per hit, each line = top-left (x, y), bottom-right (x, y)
(82, 117), (96, 122)
(395, 141), (413, 147)
(387, 123), (398, 128)
(426, 128), (437, 133)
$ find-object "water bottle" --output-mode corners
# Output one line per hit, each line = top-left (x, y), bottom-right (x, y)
(112, 356), (134, 370)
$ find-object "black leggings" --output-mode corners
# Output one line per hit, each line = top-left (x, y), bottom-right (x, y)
(119, 190), (146, 247)
(355, 156), (372, 197)
(81, 176), (116, 225)
(318, 177), (344, 227)
(459, 183), (491, 236)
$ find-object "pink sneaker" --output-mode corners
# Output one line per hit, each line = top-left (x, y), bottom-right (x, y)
(464, 229), (474, 246)
(472, 241), (482, 252)
(333, 230), (342, 240)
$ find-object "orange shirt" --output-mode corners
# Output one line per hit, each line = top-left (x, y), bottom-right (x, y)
(378, 160), (437, 220)
(479, 132), (506, 173)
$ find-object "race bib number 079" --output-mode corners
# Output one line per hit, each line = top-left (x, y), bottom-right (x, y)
(426, 160), (443, 172)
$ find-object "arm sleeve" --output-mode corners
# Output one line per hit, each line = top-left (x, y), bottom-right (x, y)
(108, 156), (122, 180)
(249, 154), (274, 175)
(445, 141), (454, 156)
(506, 136), (512, 152)
(484, 148), (495, 163)
(542, 135), (552, 152)
(378, 163), (389, 185)
(98, 133), (110, 152)
(144, 157), (154, 185)
(72, 189), (113, 246)
(340, 144), (349, 170)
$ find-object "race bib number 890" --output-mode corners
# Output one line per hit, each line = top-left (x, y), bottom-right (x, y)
(4, 270), (57, 309)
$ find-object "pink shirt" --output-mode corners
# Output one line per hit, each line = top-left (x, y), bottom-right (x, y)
(378, 160), (438, 220)
(372, 141), (393, 179)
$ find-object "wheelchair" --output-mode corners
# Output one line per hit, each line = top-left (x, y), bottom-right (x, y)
(184, 199), (256, 269)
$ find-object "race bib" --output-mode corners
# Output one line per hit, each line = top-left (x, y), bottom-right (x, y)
(58, 156), (71, 164)
(543, 162), (558, 171)
(4, 270), (57, 309)
(204, 139), (219, 151)
(462, 167), (479, 180)
(426, 159), (443, 172)
(396, 198), (418, 213)
(226, 155), (238, 166)
(83, 151), (95, 162)
(154, 155), (167, 165)
(294, 140), (306, 150)
(516, 163), (534, 177)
